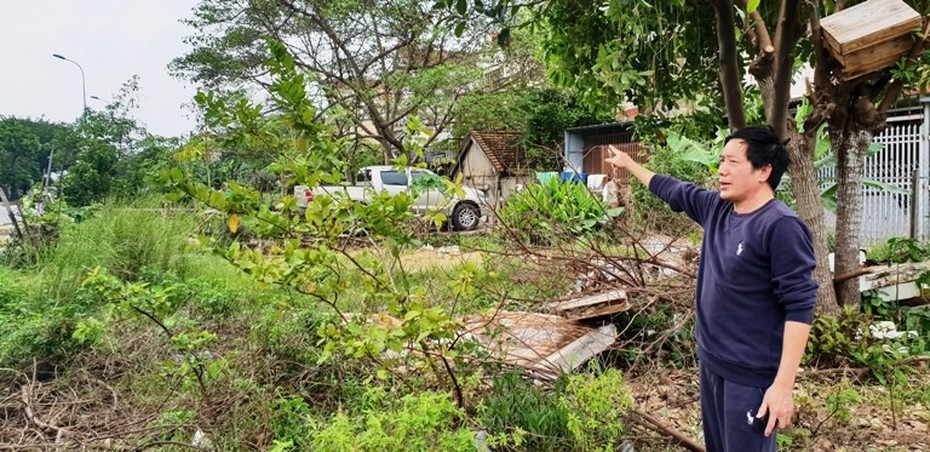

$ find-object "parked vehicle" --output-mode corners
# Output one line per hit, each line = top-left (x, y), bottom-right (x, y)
(295, 166), (484, 230)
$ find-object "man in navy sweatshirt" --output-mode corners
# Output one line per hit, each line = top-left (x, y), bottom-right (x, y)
(605, 126), (817, 451)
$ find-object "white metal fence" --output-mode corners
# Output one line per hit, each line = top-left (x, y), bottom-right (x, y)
(819, 101), (930, 245)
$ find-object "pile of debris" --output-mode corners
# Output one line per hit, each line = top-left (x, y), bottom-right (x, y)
(462, 289), (627, 381)
(465, 238), (698, 381)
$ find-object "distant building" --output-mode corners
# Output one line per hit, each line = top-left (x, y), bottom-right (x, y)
(563, 122), (649, 187)
(451, 131), (530, 211)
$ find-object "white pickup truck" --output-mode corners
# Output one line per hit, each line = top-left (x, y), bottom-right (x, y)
(295, 166), (484, 230)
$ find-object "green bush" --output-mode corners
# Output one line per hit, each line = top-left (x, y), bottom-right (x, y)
(0, 268), (46, 363)
(559, 368), (634, 451)
(805, 307), (875, 368)
(307, 387), (475, 451)
(865, 237), (930, 265)
(805, 304), (927, 383)
(271, 396), (312, 449)
(499, 177), (608, 245)
(478, 372), (573, 450)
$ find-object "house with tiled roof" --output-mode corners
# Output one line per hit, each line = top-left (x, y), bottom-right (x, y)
(451, 131), (531, 210)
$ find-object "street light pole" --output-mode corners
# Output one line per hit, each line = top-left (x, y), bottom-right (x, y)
(52, 53), (87, 115)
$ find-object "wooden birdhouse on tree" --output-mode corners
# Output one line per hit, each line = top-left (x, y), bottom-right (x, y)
(820, 0), (923, 81)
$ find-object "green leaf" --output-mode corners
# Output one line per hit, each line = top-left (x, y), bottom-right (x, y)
(866, 142), (885, 158)
(821, 184), (837, 213)
(456, 0), (467, 15)
(746, 0), (760, 14)
(862, 179), (909, 195)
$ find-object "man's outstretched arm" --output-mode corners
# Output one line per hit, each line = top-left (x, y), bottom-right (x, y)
(605, 145), (655, 187)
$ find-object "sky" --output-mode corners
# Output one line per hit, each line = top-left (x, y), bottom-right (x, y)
(0, 1), (200, 138)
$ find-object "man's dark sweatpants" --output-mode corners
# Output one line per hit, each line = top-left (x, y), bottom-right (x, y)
(700, 365), (777, 452)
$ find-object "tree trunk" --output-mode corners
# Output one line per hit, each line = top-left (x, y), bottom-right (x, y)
(786, 127), (839, 313)
(831, 127), (872, 307)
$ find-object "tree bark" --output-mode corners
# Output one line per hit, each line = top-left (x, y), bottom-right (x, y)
(745, 1), (837, 312)
(831, 126), (872, 306)
(786, 127), (840, 313)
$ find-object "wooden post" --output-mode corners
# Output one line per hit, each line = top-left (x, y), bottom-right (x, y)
(0, 187), (23, 240)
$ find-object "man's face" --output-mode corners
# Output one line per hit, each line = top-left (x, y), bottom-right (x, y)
(718, 139), (771, 203)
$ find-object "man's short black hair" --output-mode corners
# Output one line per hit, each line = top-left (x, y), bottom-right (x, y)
(724, 125), (790, 191)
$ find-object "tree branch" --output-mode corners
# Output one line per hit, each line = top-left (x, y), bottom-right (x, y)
(708, 0), (747, 130)
(737, 0), (775, 54)
(631, 409), (706, 452)
(806, 1), (834, 133)
(878, 19), (930, 115)
(770, 0), (803, 139)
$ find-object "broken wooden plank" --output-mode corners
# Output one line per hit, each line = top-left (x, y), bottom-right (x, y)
(859, 260), (930, 292)
(545, 289), (627, 312)
(544, 289), (629, 321)
(461, 311), (617, 380)
(566, 302), (629, 321)
(541, 324), (617, 375)
(854, 260), (930, 302)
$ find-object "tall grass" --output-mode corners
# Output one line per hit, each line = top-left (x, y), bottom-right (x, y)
(37, 198), (202, 301)
(0, 197), (204, 366)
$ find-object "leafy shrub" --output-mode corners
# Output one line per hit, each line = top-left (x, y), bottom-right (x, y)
(806, 304), (927, 383)
(866, 237), (930, 264)
(558, 368), (634, 451)
(0, 268), (46, 364)
(307, 387), (474, 451)
(825, 383), (860, 426)
(805, 307), (876, 368)
(271, 396), (312, 449)
(499, 177), (608, 245)
(479, 372), (573, 450)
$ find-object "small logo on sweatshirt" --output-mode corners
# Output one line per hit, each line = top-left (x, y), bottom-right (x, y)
(737, 242), (744, 256)
(746, 410), (754, 425)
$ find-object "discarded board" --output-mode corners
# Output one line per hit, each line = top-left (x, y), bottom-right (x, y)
(859, 260), (930, 291)
(544, 289), (629, 320)
(462, 311), (617, 380)
(859, 260), (930, 302)
(820, 0), (921, 80)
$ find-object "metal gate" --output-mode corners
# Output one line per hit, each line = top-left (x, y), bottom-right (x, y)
(820, 99), (930, 245)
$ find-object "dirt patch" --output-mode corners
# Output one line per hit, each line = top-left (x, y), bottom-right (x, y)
(397, 245), (483, 272)
(624, 364), (930, 451)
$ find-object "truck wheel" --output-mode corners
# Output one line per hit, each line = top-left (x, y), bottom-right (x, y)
(452, 203), (480, 230)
